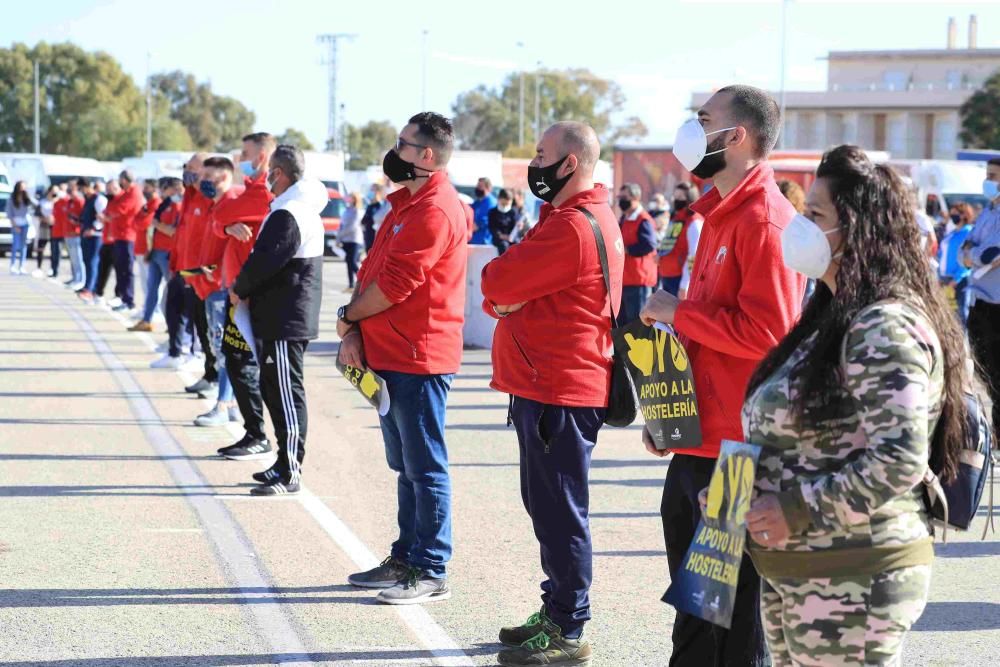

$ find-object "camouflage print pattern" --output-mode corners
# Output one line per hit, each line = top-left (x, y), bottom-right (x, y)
(743, 301), (944, 552)
(761, 564), (932, 666)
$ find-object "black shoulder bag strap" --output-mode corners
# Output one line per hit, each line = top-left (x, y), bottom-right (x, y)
(575, 206), (618, 328)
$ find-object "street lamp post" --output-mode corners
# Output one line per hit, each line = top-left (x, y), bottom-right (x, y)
(421, 30), (429, 110)
(33, 60), (40, 154)
(778, 0), (789, 149)
(534, 62), (542, 144)
(517, 41), (525, 147)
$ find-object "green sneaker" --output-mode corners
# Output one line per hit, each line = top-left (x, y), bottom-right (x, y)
(497, 621), (592, 666)
(499, 606), (552, 647)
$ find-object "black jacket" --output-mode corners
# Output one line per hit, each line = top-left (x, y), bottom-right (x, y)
(233, 205), (324, 342)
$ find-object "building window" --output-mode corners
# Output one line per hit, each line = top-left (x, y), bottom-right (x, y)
(946, 70), (962, 90)
(883, 71), (907, 91)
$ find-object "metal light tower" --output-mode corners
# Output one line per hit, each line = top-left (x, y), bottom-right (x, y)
(778, 0), (790, 149)
(33, 60), (40, 154)
(318, 33), (357, 151)
(146, 52), (152, 152)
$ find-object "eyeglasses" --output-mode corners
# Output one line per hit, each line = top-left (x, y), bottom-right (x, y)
(395, 136), (427, 153)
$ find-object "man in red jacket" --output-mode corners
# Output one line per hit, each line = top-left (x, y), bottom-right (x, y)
(617, 182), (657, 325)
(106, 170), (146, 312)
(127, 180), (162, 332)
(212, 132), (276, 461)
(190, 157), (244, 428)
(482, 121), (623, 667)
(63, 179), (86, 290)
(337, 112), (467, 605)
(640, 85), (805, 667)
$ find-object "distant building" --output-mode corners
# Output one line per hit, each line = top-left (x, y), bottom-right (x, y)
(690, 15), (999, 159)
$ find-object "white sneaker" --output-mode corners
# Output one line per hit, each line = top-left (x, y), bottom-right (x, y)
(70, 282), (85, 291)
(93, 296), (104, 306)
(108, 297), (122, 308)
(31, 269), (43, 278)
(150, 354), (184, 370)
(155, 341), (169, 353)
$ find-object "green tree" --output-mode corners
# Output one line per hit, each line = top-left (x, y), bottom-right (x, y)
(0, 42), (146, 156)
(960, 69), (1000, 148)
(343, 120), (397, 170)
(275, 127), (315, 150)
(451, 68), (647, 159)
(151, 70), (256, 152)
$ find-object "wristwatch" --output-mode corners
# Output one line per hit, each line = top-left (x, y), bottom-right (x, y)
(338, 305), (358, 326)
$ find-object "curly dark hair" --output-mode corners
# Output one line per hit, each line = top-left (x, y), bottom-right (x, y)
(747, 145), (973, 481)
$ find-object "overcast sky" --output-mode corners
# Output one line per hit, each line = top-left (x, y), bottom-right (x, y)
(3, 0), (999, 151)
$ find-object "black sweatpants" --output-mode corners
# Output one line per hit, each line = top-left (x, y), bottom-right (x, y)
(95, 243), (115, 297)
(222, 305), (266, 442)
(661, 454), (769, 667)
(259, 339), (308, 483)
(184, 286), (217, 383)
(969, 300), (1000, 436)
(165, 274), (193, 357)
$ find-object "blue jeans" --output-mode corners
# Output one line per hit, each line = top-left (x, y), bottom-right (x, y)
(65, 236), (84, 286)
(82, 234), (103, 292)
(205, 290), (234, 402)
(10, 225), (28, 271)
(377, 370), (454, 578)
(619, 285), (651, 327)
(511, 397), (605, 638)
(660, 275), (682, 296)
(143, 250), (170, 322)
(956, 278), (972, 328)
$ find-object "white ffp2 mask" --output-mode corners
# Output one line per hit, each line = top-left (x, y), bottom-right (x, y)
(672, 118), (737, 173)
(781, 214), (841, 280)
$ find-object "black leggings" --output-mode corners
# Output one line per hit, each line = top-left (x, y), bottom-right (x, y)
(343, 242), (360, 288)
(35, 238), (49, 269)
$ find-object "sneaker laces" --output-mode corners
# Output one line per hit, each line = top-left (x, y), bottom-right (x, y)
(523, 611), (547, 627)
(404, 566), (422, 588)
(521, 630), (551, 651)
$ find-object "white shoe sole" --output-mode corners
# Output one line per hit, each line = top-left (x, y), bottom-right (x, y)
(223, 451), (273, 461)
(376, 589), (452, 605)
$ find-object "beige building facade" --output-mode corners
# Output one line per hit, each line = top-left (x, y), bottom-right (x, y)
(691, 17), (1000, 159)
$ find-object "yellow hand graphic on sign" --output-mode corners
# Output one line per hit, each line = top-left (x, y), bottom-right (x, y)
(624, 333), (655, 377)
(359, 372), (379, 399)
(670, 335), (689, 372)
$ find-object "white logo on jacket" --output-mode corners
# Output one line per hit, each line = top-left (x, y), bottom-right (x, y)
(714, 246), (728, 264)
(615, 238), (625, 255)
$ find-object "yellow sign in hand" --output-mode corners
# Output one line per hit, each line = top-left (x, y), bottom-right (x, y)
(624, 333), (655, 377)
(359, 371), (379, 399)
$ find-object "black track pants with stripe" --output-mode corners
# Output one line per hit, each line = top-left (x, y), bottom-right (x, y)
(259, 339), (309, 483)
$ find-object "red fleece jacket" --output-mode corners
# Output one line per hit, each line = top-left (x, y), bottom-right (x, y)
(192, 186), (244, 299)
(357, 171), (469, 375)
(671, 162), (805, 458)
(482, 184), (624, 407)
(107, 184), (145, 243)
(212, 171), (273, 287)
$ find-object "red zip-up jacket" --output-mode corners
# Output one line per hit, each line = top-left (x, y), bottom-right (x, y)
(193, 186), (244, 299)
(357, 170), (468, 375)
(212, 172), (273, 287)
(153, 201), (182, 253)
(133, 196), (162, 255)
(52, 196), (82, 239)
(106, 183), (145, 243)
(64, 195), (84, 238)
(482, 185), (624, 407)
(172, 188), (213, 281)
(671, 163), (805, 459)
(620, 207), (658, 287)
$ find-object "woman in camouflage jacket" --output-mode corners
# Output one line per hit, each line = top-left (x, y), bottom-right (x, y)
(740, 145), (975, 666)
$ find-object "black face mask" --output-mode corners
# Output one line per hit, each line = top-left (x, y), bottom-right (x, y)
(475, 187), (487, 199)
(673, 199), (689, 211)
(618, 197), (633, 212)
(951, 213), (961, 224)
(527, 155), (573, 203)
(690, 132), (729, 180)
(382, 149), (432, 184)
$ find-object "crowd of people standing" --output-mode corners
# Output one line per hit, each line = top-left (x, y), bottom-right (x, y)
(6, 83), (998, 666)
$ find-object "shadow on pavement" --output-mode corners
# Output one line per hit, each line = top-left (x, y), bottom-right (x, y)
(933, 541), (1000, 558)
(913, 602), (1000, 631)
(0, 483), (249, 497)
(594, 550), (664, 557)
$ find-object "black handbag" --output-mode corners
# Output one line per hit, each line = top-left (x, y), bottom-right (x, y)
(575, 206), (638, 428)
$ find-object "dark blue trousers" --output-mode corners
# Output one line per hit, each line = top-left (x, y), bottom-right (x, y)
(112, 240), (135, 308)
(165, 273), (193, 357)
(81, 235), (103, 292)
(510, 396), (605, 638)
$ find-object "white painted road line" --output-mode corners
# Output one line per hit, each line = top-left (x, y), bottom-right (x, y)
(42, 288), (314, 663)
(85, 289), (475, 666)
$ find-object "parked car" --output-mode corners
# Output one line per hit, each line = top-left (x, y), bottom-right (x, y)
(321, 189), (344, 256)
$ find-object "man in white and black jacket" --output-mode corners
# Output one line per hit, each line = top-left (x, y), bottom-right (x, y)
(229, 144), (327, 496)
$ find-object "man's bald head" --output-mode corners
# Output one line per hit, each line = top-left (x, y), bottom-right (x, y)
(549, 121), (600, 173)
(186, 151), (209, 172)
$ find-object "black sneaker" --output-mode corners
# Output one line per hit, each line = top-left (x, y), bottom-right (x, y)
(348, 556), (412, 589)
(375, 567), (451, 605)
(220, 439), (272, 461)
(251, 467), (282, 484)
(217, 435), (249, 456)
(497, 620), (592, 666)
(500, 606), (552, 647)
(249, 480), (300, 496)
(185, 378), (215, 394)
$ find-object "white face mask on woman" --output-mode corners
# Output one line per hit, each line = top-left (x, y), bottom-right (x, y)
(781, 214), (841, 279)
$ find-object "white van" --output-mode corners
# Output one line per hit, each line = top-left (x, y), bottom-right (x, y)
(890, 160), (989, 211)
(0, 153), (106, 194)
(0, 161), (11, 193)
(447, 150), (504, 200)
(303, 151), (347, 196)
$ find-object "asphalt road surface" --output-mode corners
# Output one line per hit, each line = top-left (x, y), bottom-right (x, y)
(0, 260), (997, 666)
